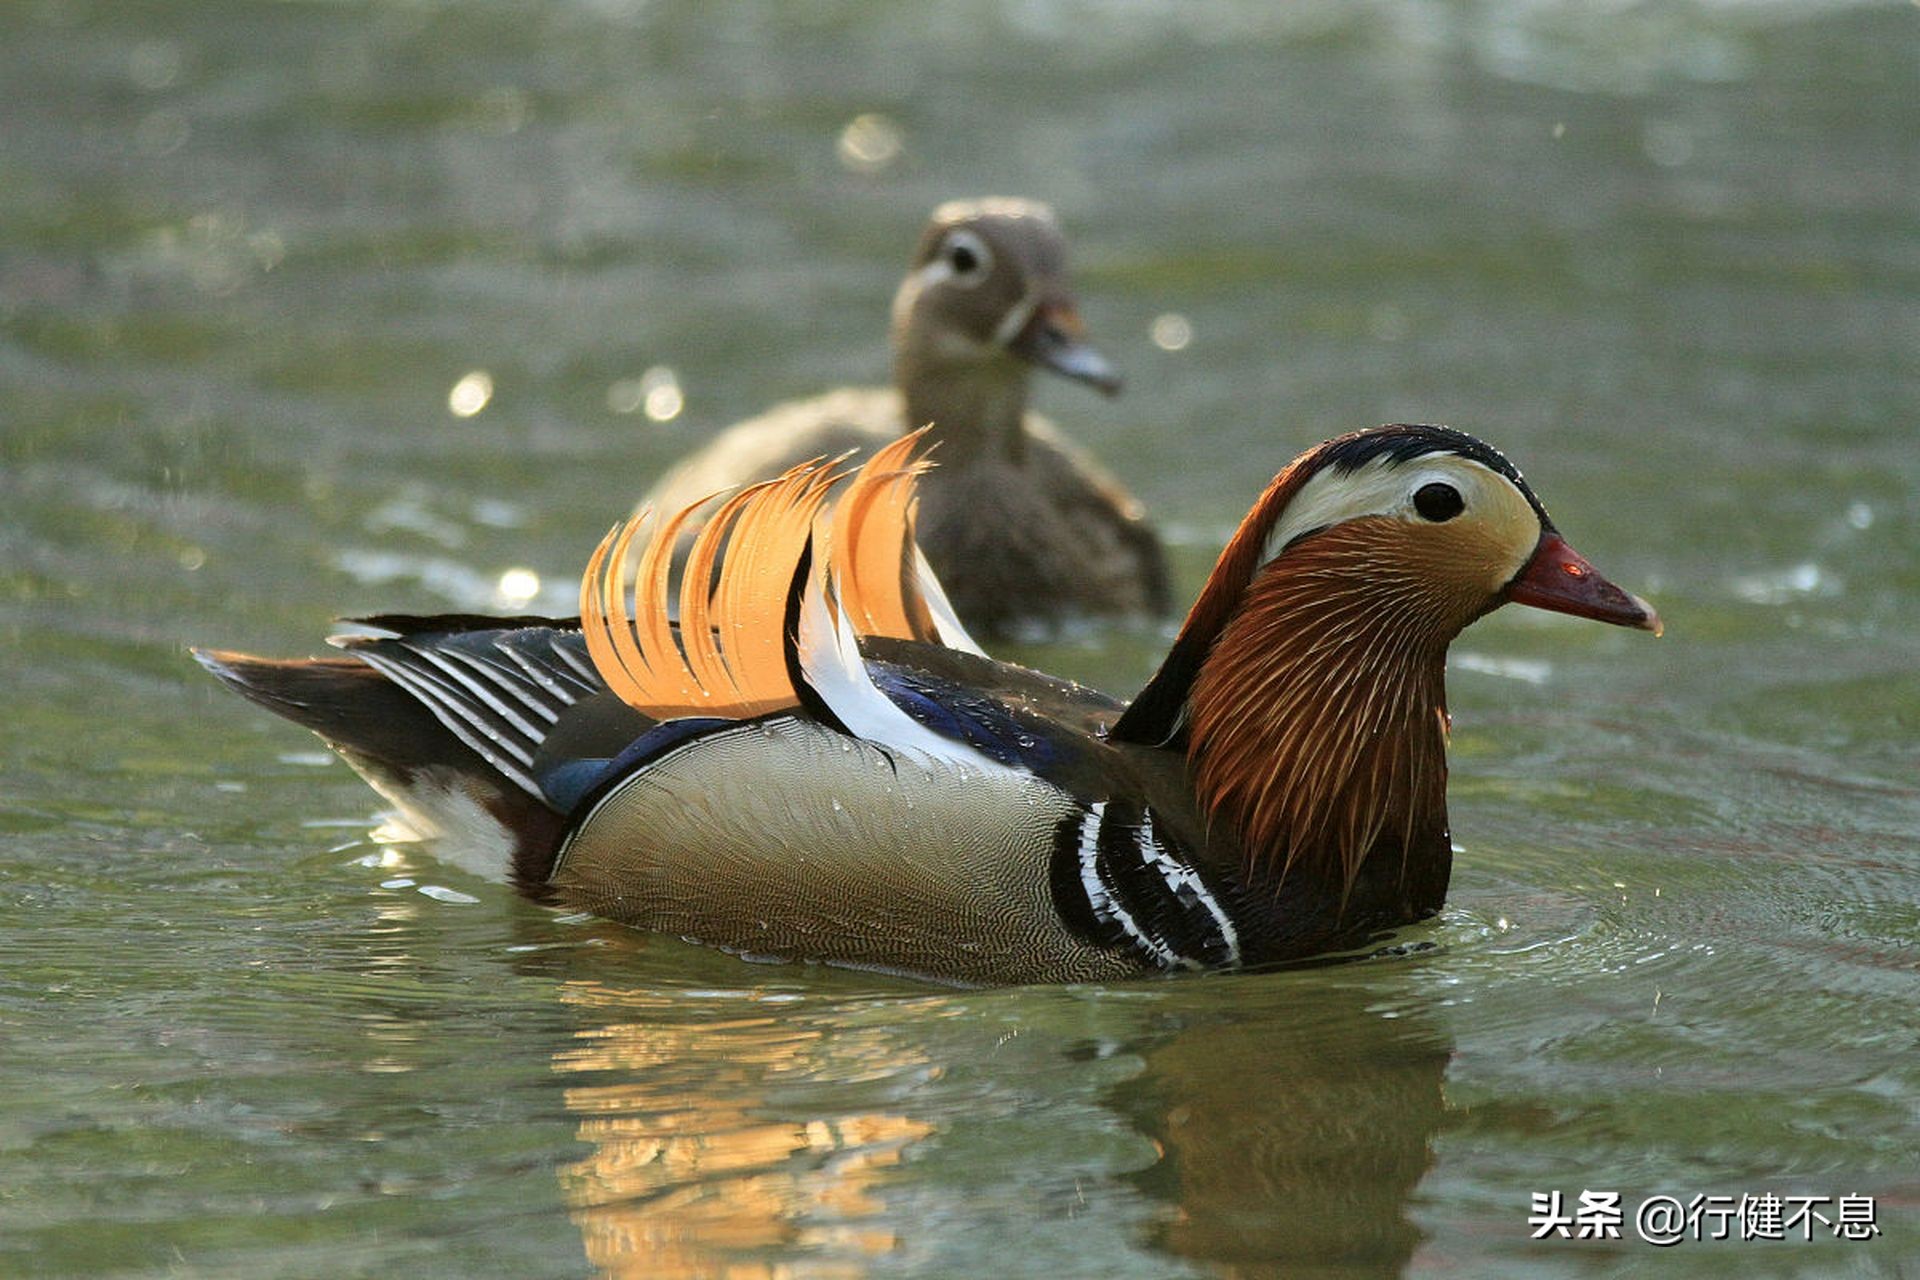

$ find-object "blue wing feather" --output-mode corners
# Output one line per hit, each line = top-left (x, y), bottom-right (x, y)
(538, 716), (738, 811)
(866, 664), (1057, 770)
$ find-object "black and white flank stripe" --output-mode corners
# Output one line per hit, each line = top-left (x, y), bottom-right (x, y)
(1053, 800), (1240, 971)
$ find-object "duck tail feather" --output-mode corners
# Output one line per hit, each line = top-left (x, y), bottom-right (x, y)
(189, 647), (565, 888)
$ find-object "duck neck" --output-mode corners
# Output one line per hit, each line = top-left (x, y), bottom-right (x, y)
(1183, 528), (1457, 909)
(894, 341), (1032, 467)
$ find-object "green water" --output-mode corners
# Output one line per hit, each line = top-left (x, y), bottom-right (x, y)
(3, 1), (1916, 1275)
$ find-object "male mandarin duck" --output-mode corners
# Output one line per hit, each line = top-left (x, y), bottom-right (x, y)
(196, 424), (1659, 985)
(641, 197), (1169, 636)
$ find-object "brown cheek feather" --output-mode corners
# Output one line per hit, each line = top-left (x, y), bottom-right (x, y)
(1110, 451), (1329, 743)
(1186, 517), (1506, 899)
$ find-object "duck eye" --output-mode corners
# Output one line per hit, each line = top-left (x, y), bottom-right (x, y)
(939, 230), (991, 284)
(1413, 482), (1464, 522)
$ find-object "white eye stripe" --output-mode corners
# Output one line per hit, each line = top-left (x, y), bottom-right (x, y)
(991, 290), (1039, 346)
(1401, 470), (1468, 514)
(902, 228), (995, 299)
(905, 257), (955, 293)
(1262, 456), (1504, 560)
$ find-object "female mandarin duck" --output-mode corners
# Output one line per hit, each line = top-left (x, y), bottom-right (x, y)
(197, 424), (1659, 985)
(641, 197), (1169, 636)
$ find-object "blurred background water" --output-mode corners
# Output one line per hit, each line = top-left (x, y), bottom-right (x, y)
(3, 0), (1917, 1275)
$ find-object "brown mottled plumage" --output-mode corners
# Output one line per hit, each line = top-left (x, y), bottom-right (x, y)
(641, 198), (1168, 636)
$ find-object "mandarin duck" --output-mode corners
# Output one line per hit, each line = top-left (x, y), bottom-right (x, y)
(641, 197), (1168, 637)
(196, 424), (1659, 985)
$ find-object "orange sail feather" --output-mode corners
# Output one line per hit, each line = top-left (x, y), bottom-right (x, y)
(579, 438), (945, 721)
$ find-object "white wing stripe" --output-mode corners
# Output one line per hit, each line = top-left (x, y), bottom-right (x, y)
(497, 634), (593, 701)
(353, 650), (542, 792)
(912, 547), (988, 658)
(552, 640), (604, 687)
(432, 645), (565, 724)
(795, 567), (1011, 775)
(406, 647), (550, 740)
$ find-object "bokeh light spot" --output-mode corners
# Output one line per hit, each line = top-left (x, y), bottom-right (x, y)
(609, 367), (684, 421)
(495, 567), (540, 609)
(1149, 313), (1193, 351)
(837, 113), (903, 173)
(448, 370), (494, 418)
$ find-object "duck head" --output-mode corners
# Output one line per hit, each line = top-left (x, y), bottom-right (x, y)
(1114, 424), (1659, 901)
(891, 198), (1119, 464)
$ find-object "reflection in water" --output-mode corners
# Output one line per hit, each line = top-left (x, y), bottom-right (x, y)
(551, 981), (935, 1278)
(544, 969), (1448, 1279)
(1118, 987), (1449, 1279)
